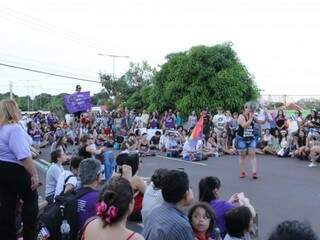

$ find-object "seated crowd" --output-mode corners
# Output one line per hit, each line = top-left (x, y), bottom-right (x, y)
(24, 107), (320, 168)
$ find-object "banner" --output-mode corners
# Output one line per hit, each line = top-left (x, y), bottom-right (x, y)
(64, 91), (91, 113)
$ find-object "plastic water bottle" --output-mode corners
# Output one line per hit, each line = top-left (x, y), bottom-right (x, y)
(213, 227), (222, 240)
(100, 164), (106, 181)
(60, 220), (70, 240)
(60, 206), (70, 240)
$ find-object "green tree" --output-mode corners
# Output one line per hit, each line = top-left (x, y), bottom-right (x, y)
(151, 43), (259, 115)
(100, 61), (156, 107)
(125, 85), (153, 110)
(123, 61), (156, 88)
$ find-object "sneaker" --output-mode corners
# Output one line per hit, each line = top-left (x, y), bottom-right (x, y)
(308, 163), (318, 168)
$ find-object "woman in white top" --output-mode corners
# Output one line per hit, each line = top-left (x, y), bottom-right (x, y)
(45, 148), (68, 204)
(141, 168), (169, 223)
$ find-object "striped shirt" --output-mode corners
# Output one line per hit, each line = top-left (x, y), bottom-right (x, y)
(142, 202), (194, 240)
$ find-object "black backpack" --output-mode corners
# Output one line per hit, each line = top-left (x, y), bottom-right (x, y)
(37, 187), (93, 240)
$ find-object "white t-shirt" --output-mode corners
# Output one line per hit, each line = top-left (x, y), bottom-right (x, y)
(54, 170), (78, 198)
(213, 114), (227, 130)
(182, 141), (196, 158)
(45, 163), (64, 197)
(141, 183), (164, 223)
(165, 138), (178, 150)
(159, 135), (168, 149)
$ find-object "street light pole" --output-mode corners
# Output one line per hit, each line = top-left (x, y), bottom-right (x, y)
(98, 53), (129, 78)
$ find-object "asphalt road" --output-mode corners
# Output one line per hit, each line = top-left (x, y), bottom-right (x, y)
(35, 147), (320, 239)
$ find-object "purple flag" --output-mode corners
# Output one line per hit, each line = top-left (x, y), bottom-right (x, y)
(64, 91), (92, 113)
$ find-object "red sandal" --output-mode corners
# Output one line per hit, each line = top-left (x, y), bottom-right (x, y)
(252, 172), (258, 179)
(240, 172), (246, 178)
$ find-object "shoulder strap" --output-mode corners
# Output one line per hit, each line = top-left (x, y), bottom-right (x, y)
(64, 174), (75, 185)
(62, 174), (76, 193)
(78, 216), (98, 240)
(126, 232), (136, 240)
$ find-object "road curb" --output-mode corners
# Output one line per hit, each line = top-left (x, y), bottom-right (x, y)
(34, 159), (50, 171)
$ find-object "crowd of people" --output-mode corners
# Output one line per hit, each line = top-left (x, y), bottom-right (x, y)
(0, 98), (319, 240)
(20, 103), (320, 169)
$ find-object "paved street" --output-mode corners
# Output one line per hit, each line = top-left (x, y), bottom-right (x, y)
(35, 148), (320, 239)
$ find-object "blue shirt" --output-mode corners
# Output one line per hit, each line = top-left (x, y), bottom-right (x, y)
(142, 202), (194, 240)
(0, 123), (32, 165)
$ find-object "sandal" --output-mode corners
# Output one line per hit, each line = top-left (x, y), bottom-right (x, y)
(252, 172), (258, 179)
(240, 172), (246, 178)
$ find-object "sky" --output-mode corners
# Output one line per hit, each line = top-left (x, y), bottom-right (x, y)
(0, 0), (320, 98)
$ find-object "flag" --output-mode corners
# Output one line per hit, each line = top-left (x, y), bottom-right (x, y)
(189, 115), (204, 146)
(64, 91), (92, 113)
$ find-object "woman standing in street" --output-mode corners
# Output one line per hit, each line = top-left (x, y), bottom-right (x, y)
(0, 99), (39, 240)
(236, 102), (266, 179)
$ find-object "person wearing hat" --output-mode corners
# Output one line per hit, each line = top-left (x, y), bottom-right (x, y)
(165, 131), (181, 157)
(236, 102), (267, 179)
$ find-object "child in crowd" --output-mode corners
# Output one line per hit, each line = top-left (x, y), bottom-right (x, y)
(45, 149), (68, 204)
(188, 202), (215, 240)
(224, 206), (253, 240)
(165, 131), (182, 157)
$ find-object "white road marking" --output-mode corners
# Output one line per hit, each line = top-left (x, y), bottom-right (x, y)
(156, 155), (207, 166)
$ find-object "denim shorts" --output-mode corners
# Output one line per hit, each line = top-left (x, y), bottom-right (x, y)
(236, 135), (257, 151)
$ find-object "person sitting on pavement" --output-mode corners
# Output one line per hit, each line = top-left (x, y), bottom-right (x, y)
(268, 220), (318, 240)
(263, 129), (281, 155)
(54, 156), (83, 198)
(45, 149), (68, 204)
(188, 202), (216, 240)
(165, 131), (182, 157)
(116, 153), (147, 222)
(199, 176), (255, 239)
(81, 176), (144, 240)
(138, 133), (154, 156)
(293, 129), (309, 160)
(149, 131), (162, 150)
(159, 129), (168, 152)
(308, 144), (320, 168)
(224, 206), (253, 240)
(51, 134), (69, 154)
(127, 133), (139, 153)
(182, 139), (202, 161)
(78, 134), (105, 159)
(142, 170), (194, 240)
(141, 168), (169, 223)
(78, 134), (115, 181)
(77, 158), (102, 230)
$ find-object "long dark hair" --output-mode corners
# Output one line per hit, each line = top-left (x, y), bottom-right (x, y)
(199, 176), (221, 202)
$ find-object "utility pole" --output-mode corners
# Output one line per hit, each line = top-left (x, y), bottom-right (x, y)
(9, 81), (13, 99)
(98, 53), (129, 78)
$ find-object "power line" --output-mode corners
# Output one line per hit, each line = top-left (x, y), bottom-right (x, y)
(0, 6), (103, 51)
(0, 52), (100, 78)
(0, 55), (99, 80)
(0, 62), (101, 83)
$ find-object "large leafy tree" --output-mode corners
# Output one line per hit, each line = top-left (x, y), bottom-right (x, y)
(151, 43), (259, 115)
(100, 61), (156, 107)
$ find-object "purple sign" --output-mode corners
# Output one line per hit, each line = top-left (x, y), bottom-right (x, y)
(64, 91), (92, 113)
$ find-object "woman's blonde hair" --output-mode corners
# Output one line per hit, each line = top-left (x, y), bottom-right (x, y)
(0, 99), (21, 126)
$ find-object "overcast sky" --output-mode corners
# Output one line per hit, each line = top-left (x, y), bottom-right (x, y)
(0, 0), (320, 98)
